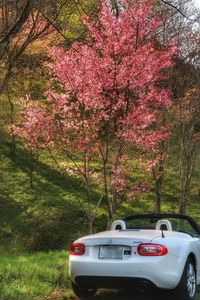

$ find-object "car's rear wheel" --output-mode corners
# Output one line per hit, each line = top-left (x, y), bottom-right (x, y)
(71, 281), (97, 299)
(174, 257), (196, 300)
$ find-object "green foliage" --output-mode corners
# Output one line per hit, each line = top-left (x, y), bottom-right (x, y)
(58, 0), (101, 45)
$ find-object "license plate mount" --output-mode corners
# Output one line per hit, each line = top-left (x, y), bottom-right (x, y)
(99, 245), (123, 259)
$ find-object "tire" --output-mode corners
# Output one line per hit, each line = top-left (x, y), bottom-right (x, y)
(71, 280), (97, 299)
(174, 257), (196, 300)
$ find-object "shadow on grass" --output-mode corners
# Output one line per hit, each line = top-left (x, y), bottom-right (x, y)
(8, 146), (101, 205)
(70, 289), (176, 300)
(0, 145), (102, 250)
(0, 196), (23, 221)
(0, 196), (23, 234)
(91, 287), (200, 300)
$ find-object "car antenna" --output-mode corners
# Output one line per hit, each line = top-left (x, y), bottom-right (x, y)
(161, 229), (165, 238)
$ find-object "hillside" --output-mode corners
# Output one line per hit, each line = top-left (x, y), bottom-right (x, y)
(0, 138), (200, 253)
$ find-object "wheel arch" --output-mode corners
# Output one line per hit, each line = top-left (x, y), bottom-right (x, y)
(188, 252), (200, 287)
(188, 252), (197, 273)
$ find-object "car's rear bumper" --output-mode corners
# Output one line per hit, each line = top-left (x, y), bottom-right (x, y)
(69, 254), (185, 290)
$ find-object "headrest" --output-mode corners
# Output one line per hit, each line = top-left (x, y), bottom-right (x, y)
(111, 220), (126, 230)
(156, 219), (172, 231)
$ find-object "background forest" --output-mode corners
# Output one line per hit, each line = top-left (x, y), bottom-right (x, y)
(0, 0), (200, 299)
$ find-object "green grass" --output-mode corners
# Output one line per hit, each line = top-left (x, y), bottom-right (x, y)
(0, 251), (73, 300)
(0, 251), (200, 300)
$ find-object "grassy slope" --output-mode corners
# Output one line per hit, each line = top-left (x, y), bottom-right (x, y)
(0, 141), (200, 299)
(1, 140), (200, 250)
(0, 144), (101, 252)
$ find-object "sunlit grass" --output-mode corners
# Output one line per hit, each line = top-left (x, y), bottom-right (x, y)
(0, 251), (200, 300)
(0, 251), (71, 300)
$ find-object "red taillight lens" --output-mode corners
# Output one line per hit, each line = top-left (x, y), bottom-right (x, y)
(137, 243), (168, 256)
(69, 243), (86, 256)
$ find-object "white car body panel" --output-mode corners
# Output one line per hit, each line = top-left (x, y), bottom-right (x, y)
(69, 216), (200, 291)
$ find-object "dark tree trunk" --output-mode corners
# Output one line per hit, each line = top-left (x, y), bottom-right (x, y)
(152, 157), (165, 213)
(88, 218), (93, 235)
(6, 84), (16, 155)
(0, 0), (32, 51)
(178, 125), (196, 215)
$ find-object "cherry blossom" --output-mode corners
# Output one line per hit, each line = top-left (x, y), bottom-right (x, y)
(14, 0), (176, 225)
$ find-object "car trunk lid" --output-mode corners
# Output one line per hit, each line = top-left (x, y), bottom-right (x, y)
(76, 229), (161, 247)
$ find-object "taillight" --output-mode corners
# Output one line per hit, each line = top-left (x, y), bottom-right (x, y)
(137, 243), (168, 256)
(70, 243), (86, 256)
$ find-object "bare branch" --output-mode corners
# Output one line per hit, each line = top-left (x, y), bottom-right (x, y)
(160, 0), (199, 23)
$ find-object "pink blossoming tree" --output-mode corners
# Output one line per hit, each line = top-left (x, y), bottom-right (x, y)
(14, 0), (176, 232)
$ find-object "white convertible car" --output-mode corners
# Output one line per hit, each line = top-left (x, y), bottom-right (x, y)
(69, 214), (200, 300)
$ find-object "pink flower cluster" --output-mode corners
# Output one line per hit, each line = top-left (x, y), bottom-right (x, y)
(14, 0), (176, 195)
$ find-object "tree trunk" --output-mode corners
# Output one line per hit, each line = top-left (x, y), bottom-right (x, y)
(9, 135), (16, 156)
(152, 157), (165, 213)
(3, 0), (9, 30)
(179, 199), (187, 214)
(179, 127), (195, 215)
(154, 172), (163, 213)
(88, 217), (93, 235)
(179, 171), (192, 214)
(26, 150), (36, 188)
(6, 85), (16, 155)
(28, 168), (34, 188)
(154, 189), (161, 213)
(101, 147), (113, 228)
(107, 217), (114, 230)
(0, 0), (32, 51)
